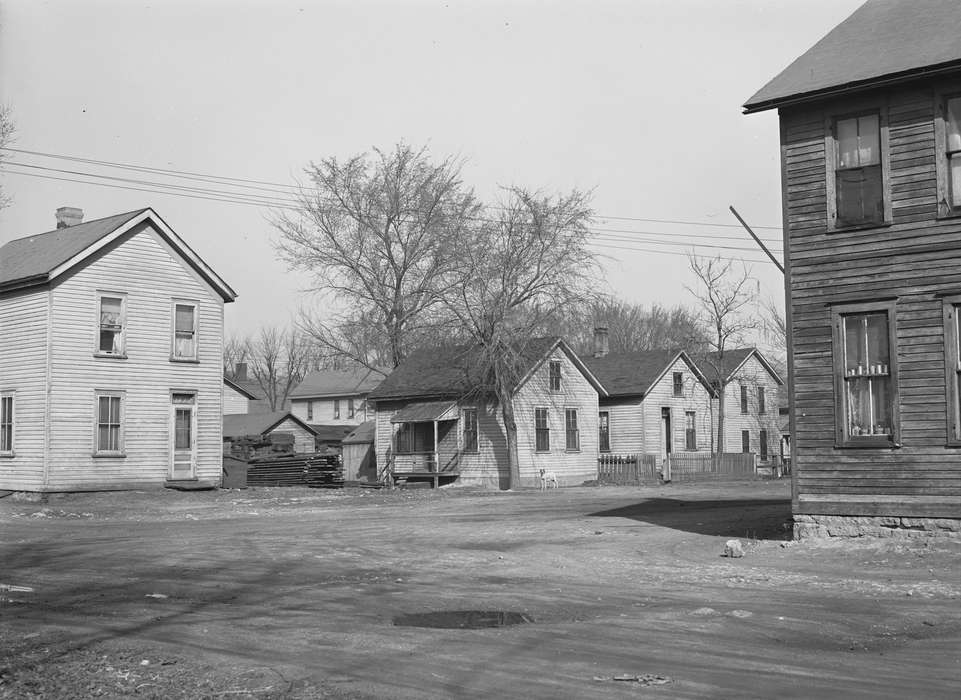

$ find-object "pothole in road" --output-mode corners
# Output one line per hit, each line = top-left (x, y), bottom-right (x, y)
(393, 610), (533, 629)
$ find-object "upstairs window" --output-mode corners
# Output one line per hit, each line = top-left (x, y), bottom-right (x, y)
(740, 385), (749, 414)
(832, 302), (899, 446)
(535, 408), (550, 452)
(834, 113), (883, 227)
(685, 411), (696, 451)
(565, 408), (579, 451)
(938, 94), (961, 217)
(97, 294), (126, 356)
(172, 302), (197, 360)
(348, 398), (355, 419)
(673, 372), (683, 397)
(758, 387), (766, 415)
(463, 408), (478, 453)
(0, 393), (13, 454)
(549, 361), (562, 392)
(307, 402), (313, 421)
(334, 399), (340, 419)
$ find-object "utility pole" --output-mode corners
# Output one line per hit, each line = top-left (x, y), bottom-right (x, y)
(729, 205), (784, 274)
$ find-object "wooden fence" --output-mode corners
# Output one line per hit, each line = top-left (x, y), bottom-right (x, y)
(597, 454), (660, 485)
(664, 452), (756, 481)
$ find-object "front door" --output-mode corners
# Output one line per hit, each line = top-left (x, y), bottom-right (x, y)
(171, 393), (197, 479)
(661, 407), (672, 458)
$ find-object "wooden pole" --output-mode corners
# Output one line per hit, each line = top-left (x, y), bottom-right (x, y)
(729, 205), (785, 274)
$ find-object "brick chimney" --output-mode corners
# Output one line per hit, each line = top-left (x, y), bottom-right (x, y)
(56, 207), (84, 228)
(593, 326), (609, 358)
(234, 362), (248, 381)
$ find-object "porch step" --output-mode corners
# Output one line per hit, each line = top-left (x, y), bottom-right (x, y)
(164, 479), (217, 491)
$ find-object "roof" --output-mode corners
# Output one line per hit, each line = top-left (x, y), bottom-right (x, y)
(224, 376), (258, 400)
(0, 207), (236, 301)
(368, 337), (605, 402)
(583, 350), (712, 398)
(696, 348), (785, 386)
(310, 423), (356, 442)
(390, 401), (458, 423)
(343, 420), (375, 445)
(744, 0), (961, 113)
(290, 367), (384, 399)
(222, 411), (317, 439)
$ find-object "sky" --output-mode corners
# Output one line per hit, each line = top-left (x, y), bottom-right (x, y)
(0, 0), (865, 338)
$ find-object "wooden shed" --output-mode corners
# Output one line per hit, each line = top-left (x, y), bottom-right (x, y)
(223, 411), (317, 456)
(342, 420), (376, 482)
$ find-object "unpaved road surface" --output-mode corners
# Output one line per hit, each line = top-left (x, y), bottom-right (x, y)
(1, 480), (959, 699)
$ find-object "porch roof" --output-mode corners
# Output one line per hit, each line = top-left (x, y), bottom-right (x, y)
(390, 401), (458, 423)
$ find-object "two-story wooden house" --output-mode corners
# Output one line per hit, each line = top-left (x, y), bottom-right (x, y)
(0, 207), (236, 491)
(745, 0), (961, 536)
(368, 337), (605, 488)
(289, 367), (382, 427)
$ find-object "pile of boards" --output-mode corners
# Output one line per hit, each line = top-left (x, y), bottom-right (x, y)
(246, 453), (344, 488)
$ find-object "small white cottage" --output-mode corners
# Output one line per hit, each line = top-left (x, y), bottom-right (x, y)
(0, 207), (236, 491)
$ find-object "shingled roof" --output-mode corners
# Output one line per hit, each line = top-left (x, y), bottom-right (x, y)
(583, 350), (711, 398)
(696, 347), (785, 386)
(743, 0), (961, 113)
(290, 367), (384, 399)
(0, 207), (236, 300)
(222, 411), (316, 439)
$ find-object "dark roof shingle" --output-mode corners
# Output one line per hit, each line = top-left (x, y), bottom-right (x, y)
(223, 411), (316, 438)
(581, 350), (682, 397)
(290, 368), (384, 399)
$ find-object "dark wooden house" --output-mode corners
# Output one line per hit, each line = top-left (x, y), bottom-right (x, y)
(744, 0), (961, 536)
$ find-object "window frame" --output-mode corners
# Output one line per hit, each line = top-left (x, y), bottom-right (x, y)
(741, 430), (751, 454)
(672, 372), (683, 397)
(740, 385), (749, 414)
(333, 399), (340, 420)
(0, 391), (14, 456)
(95, 291), (127, 358)
(462, 407), (479, 454)
(535, 407), (550, 452)
(824, 105), (892, 232)
(935, 90), (961, 219)
(348, 398), (355, 419)
(548, 360), (562, 392)
(758, 386), (766, 415)
(598, 410), (610, 453)
(943, 295), (961, 446)
(564, 408), (579, 452)
(170, 299), (199, 362)
(759, 429), (769, 461)
(684, 410), (696, 451)
(307, 401), (313, 421)
(831, 299), (901, 448)
(93, 390), (125, 457)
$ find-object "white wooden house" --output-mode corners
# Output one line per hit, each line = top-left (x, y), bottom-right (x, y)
(289, 368), (383, 427)
(0, 207), (236, 491)
(369, 337), (606, 488)
(223, 376), (257, 415)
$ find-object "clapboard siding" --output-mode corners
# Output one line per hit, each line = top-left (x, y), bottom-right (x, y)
(781, 78), (961, 518)
(222, 383), (250, 415)
(713, 355), (782, 460)
(0, 288), (50, 490)
(641, 356), (714, 459)
(290, 396), (370, 425)
(43, 224), (225, 489)
(599, 397), (644, 454)
(268, 417), (315, 454)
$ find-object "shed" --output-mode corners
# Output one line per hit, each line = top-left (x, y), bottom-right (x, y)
(223, 412), (317, 455)
(342, 420), (376, 482)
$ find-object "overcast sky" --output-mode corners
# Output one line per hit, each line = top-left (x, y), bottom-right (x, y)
(0, 0), (864, 338)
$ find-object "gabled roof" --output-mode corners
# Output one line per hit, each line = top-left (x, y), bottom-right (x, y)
(310, 423), (356, 442)
(744, 0), (961, 114)
(0, 207), (237, 301)
(224, 376), (258, 400)
(223, 411), (317, 439)
(582, 350), (713, 398)
(368, 337), (606, 402)
(696, 347), (785, 386)
(343, 420), (375, 445)
(290, 367), (384, 399)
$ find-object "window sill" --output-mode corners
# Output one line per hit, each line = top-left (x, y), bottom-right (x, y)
(93, 353), (127, 360)
(535, 450), (551, 454)
(169, 357), (200, 364)
(828, 220), (893, 234)
(92, 452), (127, 459)
(835, 438), (899, 449)
(565, 449), (581, 454)
(0, 452), (15, 458)
(936, 210), (961, 221)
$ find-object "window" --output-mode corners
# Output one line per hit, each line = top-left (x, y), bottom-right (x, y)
(348, 398), (355, 419)
(535, 408), (550, 452)
(598, 411), (610, 453)
(759, 430), (769, 461)
(95, 392), (124, 455)
(937, 94), (961, 216)
(334, 399), (340, 419)
(307, 402), (313, 421)
(97, 294), (126, 356)
(741, 430), (751, 454)
(740, 385), (748, 414)
(565, 408), (579, 451)
(833, 113), (884, 227)
(463, 408), (478, 453)
(832, 302), (899, 446)
(943, 297), (961, 445)
(0, 393), (13, 454)
(549, 361), (561, 392)
(172, 302), (197, 360)
(758, 387), (766, 414)
(396, 423), (434, 454)
(685, 411), (696, 451)
(673, 372), (683, 397)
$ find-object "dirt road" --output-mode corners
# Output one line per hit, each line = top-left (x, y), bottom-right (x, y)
(1, 480), (959, 698)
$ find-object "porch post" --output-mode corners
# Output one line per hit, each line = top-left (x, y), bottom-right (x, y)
(433, 420), (439, 473)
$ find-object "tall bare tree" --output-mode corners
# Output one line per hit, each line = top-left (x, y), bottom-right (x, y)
(447, 187), (598, 489)
(686, 255), (757, 453)
(223, 334), (249, 377)
(273, 143), (479, 371)
(243, 326), (315, 411)
(0, 106), (16, 210)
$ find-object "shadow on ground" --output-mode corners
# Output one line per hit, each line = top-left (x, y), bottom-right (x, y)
(587, 497), (792, 540)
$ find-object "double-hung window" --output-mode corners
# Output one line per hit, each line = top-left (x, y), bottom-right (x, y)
(549, 361), (562, 392)
(598, 411), (610, 453)
(348, 398), (355, 419)
(463, 408), (478, 453)
(673, 372), (683, 397)
(943, 296), (961, 445)
(685, 411), (696, 451)
(759, 429), (769, 461)
(832, 113), (885, 228)
(740, 385), (749, 414)
(0, 393), (13, 455)
(172, 301), (198, 360)
(758, 387), (766, 414)
(832, 301), (899, 446)
(334, 399), (340, 419)
(97, 293), (126, 356)
(535, 408), (550, 452)
(307, 402), (314, 421)
(741, 430), (751, 454)
(565, 408), (579, 451)
(95, 391), (124, 455)
(937, 94), (961, 216)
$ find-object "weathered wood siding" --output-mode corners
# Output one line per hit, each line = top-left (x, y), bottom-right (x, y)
(640, 356), (714, 460)
(0, 287), (50, 490)
(598, 397), (644, 454)
(43, 223), (225, 490)
(290, 396), (370, 425)
(780, 80), (961, 518)
(267, 417), (315, 454)
(513, 350), (599, 486)
(222, 383), (249, 415)
(715, 355), (782, 461)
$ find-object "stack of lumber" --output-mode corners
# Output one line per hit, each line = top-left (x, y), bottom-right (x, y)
(246, 453), (344, 488)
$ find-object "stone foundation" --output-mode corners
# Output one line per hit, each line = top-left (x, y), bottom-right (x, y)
(794, 514), (961, 539)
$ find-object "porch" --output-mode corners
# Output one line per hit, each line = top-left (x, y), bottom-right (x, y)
(385, 401), (462, 488)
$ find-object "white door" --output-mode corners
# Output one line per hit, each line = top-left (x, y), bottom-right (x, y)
(171, 393), (197, 479)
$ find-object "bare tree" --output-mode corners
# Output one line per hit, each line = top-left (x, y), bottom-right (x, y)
(447, 187), (598, 489)
(273, 143), (479, 370)
(0, 106), (15, 210)
(243, 326), (315, 411)
(223, 334), (249, 377)
(686, 255), (757, 453)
